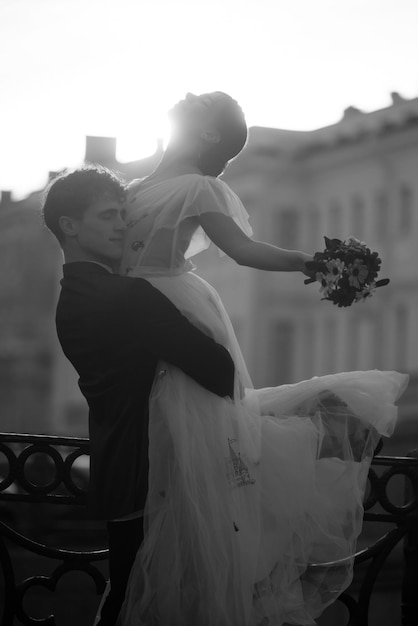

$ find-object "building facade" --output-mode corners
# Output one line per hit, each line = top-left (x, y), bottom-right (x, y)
(0, 191), (61, 433)
(1, 93), (417, 438)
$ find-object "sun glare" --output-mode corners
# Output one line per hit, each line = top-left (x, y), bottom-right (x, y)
(1, 0), (418, 197)
(115, 133), (164, 164)
(114, 113), (171, 163)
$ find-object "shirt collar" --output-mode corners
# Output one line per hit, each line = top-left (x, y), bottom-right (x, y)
(87, 261), (114, 273)
(62, 261), (114, 276)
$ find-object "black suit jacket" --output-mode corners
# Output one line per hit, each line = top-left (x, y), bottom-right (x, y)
(55, 262), (235, 520)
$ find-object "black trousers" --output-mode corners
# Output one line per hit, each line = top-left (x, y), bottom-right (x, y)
(96, 516), (144, 626)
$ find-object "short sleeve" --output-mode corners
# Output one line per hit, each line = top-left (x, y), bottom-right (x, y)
(190, 177), (253, 236)
(184, 176), (253, 258)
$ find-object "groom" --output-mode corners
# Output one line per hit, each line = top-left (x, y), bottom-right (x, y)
(41, 165), (235, 625)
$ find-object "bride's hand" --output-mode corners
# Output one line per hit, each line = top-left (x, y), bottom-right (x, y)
(298, 252), (315, 278)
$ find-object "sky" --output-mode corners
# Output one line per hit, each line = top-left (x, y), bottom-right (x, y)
(1, 0), (417, 199)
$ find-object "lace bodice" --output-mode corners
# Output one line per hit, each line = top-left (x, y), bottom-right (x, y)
(119, 174), (253, 276)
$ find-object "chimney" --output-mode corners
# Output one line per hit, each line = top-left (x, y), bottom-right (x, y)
(342, 105), (364, 120)
(0, 190), (12, 206)
(391, 91), (407, 106)
(85, 136), (117, 165)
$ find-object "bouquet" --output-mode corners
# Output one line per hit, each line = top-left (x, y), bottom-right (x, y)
(304, 236), (390, 307)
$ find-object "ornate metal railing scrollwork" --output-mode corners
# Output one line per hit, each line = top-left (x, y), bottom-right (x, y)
(0, 432), (108, 626)
(1, 433), (418, 625)
(0, 432), (91, 503)
(315, 451), (418, 626)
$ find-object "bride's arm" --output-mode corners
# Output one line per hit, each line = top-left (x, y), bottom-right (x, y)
(198, 212), (312, 274)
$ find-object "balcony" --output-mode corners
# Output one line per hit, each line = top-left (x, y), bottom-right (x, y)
(0, 432), (417, 626)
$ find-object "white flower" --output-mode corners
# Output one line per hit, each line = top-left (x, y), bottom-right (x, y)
(325, 258), (345, 283)
(355, 281), (377, 302)
(316, 272), (335, 296)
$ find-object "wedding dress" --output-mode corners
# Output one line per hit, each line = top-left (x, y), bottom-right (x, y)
(119, 173), (408, 626)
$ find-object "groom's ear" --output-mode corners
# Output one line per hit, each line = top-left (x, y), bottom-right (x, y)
(58, 215), (79, 237)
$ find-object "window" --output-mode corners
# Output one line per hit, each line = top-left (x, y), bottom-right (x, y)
(374, 191), (389, 241)
(303, 318), (315, 379)
(324, 318), (337, 373)
(347, 317), (359, 370)
(272, 320), (295, 384)
(351, 195), (365, 237)
(372, 313), (384, 368)
(276, 208), (299, 249)
(328, 200), (343, 237)
(395, 304), (408, 370)
(358, 318), (372, 370)
(347, 317), (372, 370)
(399, 184), (413, 236)
(306, 205), (320, 249)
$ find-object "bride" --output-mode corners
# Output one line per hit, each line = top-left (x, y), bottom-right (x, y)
(119, 92), (408, 626)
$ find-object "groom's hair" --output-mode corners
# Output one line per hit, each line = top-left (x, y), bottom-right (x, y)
(41, 165), (126, 245)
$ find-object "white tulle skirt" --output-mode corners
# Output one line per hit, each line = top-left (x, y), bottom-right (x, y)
(121, 269), (409, 626)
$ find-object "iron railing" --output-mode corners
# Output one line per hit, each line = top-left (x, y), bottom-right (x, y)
(0, 433), (107, 626)
(0, 432), (417, 626)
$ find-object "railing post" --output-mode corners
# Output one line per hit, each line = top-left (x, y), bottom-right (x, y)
(401, 449), (418, 626)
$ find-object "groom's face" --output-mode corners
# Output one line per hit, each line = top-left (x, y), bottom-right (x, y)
(71, 196), (127, 264)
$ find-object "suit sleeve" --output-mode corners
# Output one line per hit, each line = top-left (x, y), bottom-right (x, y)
(130, 280), (235, 398)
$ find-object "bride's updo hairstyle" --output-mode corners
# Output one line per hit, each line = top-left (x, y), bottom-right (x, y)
(170, 92), (248, 176)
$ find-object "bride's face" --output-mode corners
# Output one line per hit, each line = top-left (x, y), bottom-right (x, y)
(169, 93), (214, 137)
